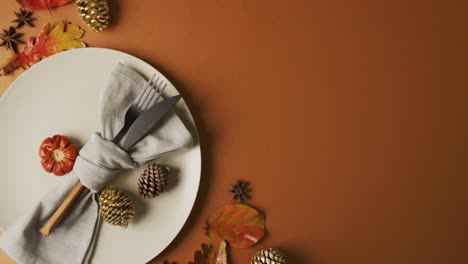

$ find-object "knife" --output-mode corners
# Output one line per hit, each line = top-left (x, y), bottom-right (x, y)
(40, 95), (182, 236)
(121, 95), (181, 150)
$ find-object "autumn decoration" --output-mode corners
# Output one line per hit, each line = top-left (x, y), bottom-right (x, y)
(76, 0), (110, 32)
(39, 135), (79, 176)
(16, 0), (74, 10)
(189, 244), (216, 264)
(216, 240), (228, 264)
(251, 248), (286, 264)
(138, 163), (170, 199)
(229, 179), (251, 203)
(0, 26), (24, 53)
(0, 21), (86, 76)
(99, 188), (136, 228)
(12, 8), (36, 29)
(206, 203), (265, 248)
(158, 180), (267, 263)
(188, 241), (227, 264)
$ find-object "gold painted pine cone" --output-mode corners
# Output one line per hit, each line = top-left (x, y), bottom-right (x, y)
(76, 0), (110, 32)
(99, 188), (135, 228)
(138, 163), (170, 199)
(251, 248), (286, 264)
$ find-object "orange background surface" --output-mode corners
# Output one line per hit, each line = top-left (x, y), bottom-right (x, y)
(1, 0), (467, 263)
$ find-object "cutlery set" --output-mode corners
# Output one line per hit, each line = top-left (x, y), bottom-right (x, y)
(40, 75), (181, 236)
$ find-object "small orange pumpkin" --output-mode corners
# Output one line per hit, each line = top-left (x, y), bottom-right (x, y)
(39, 135), (79, 176)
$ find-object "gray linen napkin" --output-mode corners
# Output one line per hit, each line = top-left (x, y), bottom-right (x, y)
(0, 63), (193, 264)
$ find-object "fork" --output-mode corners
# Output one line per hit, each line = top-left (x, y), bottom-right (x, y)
(112, 74), (167, 144)
(40, 73), (167, 236)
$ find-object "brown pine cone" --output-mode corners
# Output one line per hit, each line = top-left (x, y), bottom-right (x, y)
(138, 163), (170, 199)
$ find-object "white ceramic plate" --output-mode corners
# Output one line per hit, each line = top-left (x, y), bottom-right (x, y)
(0, 48), (201, 263)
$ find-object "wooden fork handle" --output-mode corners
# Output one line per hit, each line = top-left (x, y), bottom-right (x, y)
(40, 181), (89, 237)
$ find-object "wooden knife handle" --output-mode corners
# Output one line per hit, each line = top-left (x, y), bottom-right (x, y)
(40, 181), (89, 237)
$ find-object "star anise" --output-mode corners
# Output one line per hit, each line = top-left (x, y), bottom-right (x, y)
(0, 26), (25, 53)
(12, 8), (36, 28)
(229, 179), (251, 203)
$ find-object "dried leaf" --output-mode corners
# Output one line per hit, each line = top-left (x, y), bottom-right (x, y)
(16, 0), (73, 10)
(206, 204), (265, 248)
(0, 22), (85, 76)
(188, 244), (216, 264)
(216, 240), (227, 264)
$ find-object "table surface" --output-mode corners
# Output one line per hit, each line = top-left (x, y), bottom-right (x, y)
(0, 1), (467, 263)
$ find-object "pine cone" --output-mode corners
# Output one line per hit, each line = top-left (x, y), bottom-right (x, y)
(99, 188), (135, 228)
(76, 0), (110, 32)
(138, 163), (170, 199)
(251, 248), (286, 264)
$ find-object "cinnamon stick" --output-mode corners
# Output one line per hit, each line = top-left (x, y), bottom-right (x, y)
(40, 181), (89, 236)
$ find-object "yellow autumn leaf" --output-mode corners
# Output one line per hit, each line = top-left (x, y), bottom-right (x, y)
(48, 22), (86, 52)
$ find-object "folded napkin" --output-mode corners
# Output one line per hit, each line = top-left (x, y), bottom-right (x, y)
(0, 63), (193, 264)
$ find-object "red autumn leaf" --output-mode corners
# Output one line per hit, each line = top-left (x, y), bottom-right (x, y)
(206, 204), (265, 248)
(16, 0), (73, 10)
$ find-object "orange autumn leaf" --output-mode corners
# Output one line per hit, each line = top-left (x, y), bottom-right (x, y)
(17, 0), (73, 10)
(188, 244), (217, 264)
(206, 204), (265, 248)
(0, 22), (85, 76)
